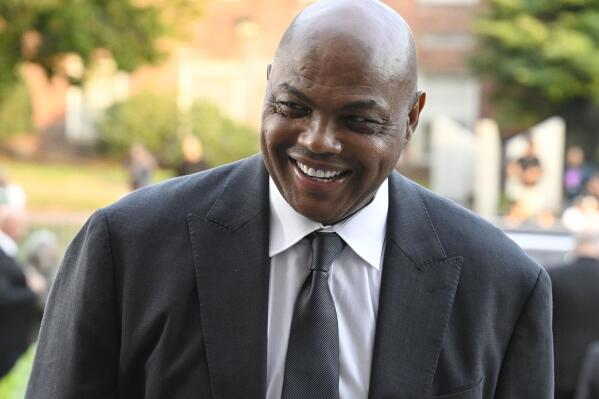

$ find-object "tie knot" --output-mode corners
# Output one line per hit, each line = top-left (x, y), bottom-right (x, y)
(310, 232), (346, 272)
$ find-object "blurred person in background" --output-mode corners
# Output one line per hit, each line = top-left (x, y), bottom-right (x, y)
(549, 232), (599, 399)
(505, 137), (552, 225)
(517, 138), (542, 183)
(176, 134), (209, 176)
(562, 195), (599, 233)
(585, 172), (599, 202)
(127, 143), (157, 190)
(23, 229), (60, 310)
(564, 146), (595, 204)
(0, 205), (38, 378)
(574, 342), (599, 399)
(0, 169), (27, 208)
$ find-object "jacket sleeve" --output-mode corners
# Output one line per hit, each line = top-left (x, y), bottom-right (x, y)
(26, 209), (120, 398)
(494, 267), (554, 398)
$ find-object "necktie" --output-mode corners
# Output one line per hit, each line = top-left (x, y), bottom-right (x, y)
(282, 232), (346, 399)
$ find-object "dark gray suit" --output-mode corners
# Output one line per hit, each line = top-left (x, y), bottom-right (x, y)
(27, 155), (553, 398)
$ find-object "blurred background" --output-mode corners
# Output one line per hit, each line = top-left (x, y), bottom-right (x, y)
(1, 0), (598, 397)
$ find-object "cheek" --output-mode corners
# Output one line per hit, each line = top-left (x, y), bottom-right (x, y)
(262, 117), (305, 150)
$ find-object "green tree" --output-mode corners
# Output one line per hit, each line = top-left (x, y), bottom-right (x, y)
(472, 0), (599, 154)
(0, 0), (201, 99)
(98, 93), (260, 167)
(0, 78), (32, 139)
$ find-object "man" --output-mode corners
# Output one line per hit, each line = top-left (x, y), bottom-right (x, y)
(549, 232), (599, 399)
(27, 1), (553, 397)
(0, 205), (37, 378)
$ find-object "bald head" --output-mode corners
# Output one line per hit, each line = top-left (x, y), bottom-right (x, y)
(274, 0), (418, 98)
(261, 0), (426, 224)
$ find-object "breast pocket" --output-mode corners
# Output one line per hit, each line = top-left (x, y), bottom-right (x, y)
(431, 376), (484, 399)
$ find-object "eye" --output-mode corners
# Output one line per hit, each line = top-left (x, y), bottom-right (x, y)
(283, 101), (306, 110)
(273, 101), (311, 118)
(347, 115), (369, 123)
(344, 115), (388, 135)
(346, 115), (381, 126)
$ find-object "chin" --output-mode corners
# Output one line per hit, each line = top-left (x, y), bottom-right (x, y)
(298, 207), (344, 225)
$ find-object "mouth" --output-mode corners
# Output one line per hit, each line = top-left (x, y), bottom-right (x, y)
(292, 158), (351, 182)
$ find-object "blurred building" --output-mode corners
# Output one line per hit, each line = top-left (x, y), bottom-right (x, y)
(25, 0), (484, 162)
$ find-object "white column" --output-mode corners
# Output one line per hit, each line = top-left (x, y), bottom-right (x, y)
(474, 119), (501, 217)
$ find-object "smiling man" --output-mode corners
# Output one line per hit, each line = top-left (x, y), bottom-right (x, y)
(27, 1), (553, 398)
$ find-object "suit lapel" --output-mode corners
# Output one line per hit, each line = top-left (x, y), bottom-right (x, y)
(369, 172), (463, 398)
(187, 156), (270, 399)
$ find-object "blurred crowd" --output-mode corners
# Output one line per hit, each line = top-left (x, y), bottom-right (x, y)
(504, 142), (599, 397)
(550, 232), (599, 399)
(506, 143), (599, 233)
(0, 170), (59, 379)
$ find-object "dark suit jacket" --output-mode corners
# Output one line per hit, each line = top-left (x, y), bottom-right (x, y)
(549, 257), (599, 399)
(0, 247), (36, 377)
(27, 155), (553, 398)
(574, 342), (599, 399)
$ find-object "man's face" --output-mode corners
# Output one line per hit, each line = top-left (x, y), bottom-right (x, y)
(261, 38), (422, 224)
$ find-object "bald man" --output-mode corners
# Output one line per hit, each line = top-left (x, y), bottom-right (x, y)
(27, 1), (553, 398)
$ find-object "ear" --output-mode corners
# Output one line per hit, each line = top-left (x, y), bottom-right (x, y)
(267, 64), (272, 80)
(405, 91), (426, 143)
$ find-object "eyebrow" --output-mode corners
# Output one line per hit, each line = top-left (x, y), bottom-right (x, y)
(277, 83), (313, 105)
(276, 82), (387, 113)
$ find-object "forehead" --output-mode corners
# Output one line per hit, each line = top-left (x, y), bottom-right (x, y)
(284, 28), (398, 84)
(272, 22), (417, 108)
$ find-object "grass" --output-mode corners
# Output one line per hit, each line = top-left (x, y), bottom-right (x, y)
(0, 159), (174, 393)
(1, 157), (173, 213)
(0, 345), (35, 398)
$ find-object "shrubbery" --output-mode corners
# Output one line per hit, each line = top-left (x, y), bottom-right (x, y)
(98, 92), (259, 167)
(0, 80), (33, 140)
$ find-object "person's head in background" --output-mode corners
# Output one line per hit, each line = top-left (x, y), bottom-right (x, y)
(586, 172), (599, 199)
(566, 146), (585, 168)
(574, 231), (599, 259)
(181, 135), (204, 163)
(0, 205), (29, 243)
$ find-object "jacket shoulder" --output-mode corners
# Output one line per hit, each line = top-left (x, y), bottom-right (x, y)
(412, 181), (542, 282)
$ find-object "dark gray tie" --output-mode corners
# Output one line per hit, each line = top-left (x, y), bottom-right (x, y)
(282, 232), (346, 399)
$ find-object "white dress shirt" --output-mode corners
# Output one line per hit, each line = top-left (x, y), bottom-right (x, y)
(266, 178), (388, 399)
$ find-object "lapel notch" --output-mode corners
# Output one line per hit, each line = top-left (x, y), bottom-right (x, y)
(369, 173), (463, 398)
(187, 156), (271, 399)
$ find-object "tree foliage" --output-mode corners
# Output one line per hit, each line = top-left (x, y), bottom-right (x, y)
(0, 78), (32, 140)
(98, 93), (260, 167)
(472, 0), (599, 145)
(0, 0), (201, 99)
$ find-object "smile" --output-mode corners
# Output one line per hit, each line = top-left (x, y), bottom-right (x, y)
(295, 160), (347, 181)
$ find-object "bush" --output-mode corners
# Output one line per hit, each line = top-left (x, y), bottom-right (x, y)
(188, 100), (259, 166)
(0, 79), (33, 141)
(98, 93), (259, 167)
(97, 92), (180, 166)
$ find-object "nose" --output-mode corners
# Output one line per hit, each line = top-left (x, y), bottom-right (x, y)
(298, 116), (342, 154)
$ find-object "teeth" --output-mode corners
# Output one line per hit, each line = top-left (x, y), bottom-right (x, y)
(296, 161), (344, 179)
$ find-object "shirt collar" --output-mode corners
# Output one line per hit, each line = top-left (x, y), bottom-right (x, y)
(268, 178), (388, 270)
(0, 229), (18, 258)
